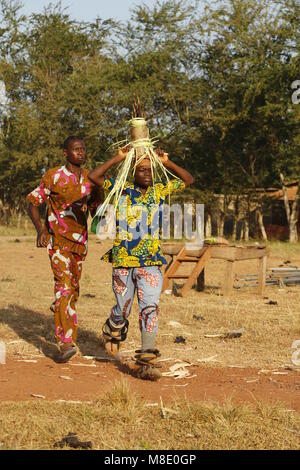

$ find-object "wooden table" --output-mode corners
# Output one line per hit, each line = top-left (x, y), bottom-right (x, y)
(162, 243), (269, 296)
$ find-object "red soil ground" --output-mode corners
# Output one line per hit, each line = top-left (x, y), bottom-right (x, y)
(1, 356), (299, 410)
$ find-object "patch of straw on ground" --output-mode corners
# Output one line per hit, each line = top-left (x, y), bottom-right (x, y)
(0, 379), (299, 450)
(0, 238), (300, 367)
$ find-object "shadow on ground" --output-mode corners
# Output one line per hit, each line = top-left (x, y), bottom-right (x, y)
(0, 304), (107, 359)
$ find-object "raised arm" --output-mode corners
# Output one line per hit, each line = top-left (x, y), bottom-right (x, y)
(163, 155), (195, 187)
(88, 148), (128, 187)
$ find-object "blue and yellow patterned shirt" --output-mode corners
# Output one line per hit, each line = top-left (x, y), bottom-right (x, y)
(100, 177), (185, 268)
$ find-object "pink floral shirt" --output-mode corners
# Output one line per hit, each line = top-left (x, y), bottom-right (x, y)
(27, 165), (101, 255)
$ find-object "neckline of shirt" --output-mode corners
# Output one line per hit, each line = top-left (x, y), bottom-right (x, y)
(61, 165), (84, 184)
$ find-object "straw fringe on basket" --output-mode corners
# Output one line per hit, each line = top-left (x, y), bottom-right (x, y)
(95, 117), (178, 220)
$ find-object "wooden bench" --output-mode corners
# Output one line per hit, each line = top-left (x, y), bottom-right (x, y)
(162, 243), (269, 297)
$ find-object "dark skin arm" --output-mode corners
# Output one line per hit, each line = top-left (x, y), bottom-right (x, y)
(156, 150), (194, 186)
(88, 184), (103, 218)
(28, 203), (49, 247)
(89, 147), (195, 188)
(88, 148), (127, 187)
(163, 158), (194, 186)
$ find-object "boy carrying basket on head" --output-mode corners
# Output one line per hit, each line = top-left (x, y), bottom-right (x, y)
(88, 140), (194, 379)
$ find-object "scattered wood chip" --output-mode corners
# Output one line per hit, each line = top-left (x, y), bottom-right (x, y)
(272, 371), (288, 375)
(162, 370), (189, 379)
(163, 407), (179, 415)
(82, 355), (115, 361)
(56, 400), (93, 404)
(59, 375), (73, 381)
(70, 363), (96, 367)
(205, 328), (245, 340)
(17, 359), (37, 363)
(168, 321), (183, 328)
(258, 369), (272, 375)
(162, 362), (193, 379)
(159, 399), (178, 417)
(31, 394), (45, 399)
(197, 355), (218, 363)
(162, 383), (189, 388)
(160, 396), (167, 419)
(227, 365), (246, 368)
(204, 333), (224, 338)
(170, 362), (194, 372)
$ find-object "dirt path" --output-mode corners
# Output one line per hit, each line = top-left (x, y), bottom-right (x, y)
(1, 356), (299, 410)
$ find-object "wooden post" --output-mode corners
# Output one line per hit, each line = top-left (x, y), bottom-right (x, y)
(258, 255), (267, 296)
(180, 247), (211, 297)
(196, 270), (205, 291)
(222, 260), (235, 296)
(162, 247), (186, 292)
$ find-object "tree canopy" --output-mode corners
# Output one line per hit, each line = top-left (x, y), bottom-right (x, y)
(0, 0), (299, 237)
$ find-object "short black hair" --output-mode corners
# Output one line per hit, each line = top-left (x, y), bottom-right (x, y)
(63, 135), (84, 150)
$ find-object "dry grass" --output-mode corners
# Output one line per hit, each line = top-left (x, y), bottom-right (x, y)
(0, 236), (300, 367)
(0, 225), (35, 237)
(235, 240), (300, 259)
(0, 379), (299, 450)
(0, 234), (300, 450)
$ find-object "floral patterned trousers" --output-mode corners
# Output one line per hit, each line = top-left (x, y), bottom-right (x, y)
(110, 266), (163, 336)
(48, 247), (85, 350)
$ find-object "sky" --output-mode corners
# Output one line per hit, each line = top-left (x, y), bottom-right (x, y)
(20, 0), (157, 22)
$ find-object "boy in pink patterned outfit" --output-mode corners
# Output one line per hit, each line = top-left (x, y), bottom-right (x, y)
(27, 136), (101, 363)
